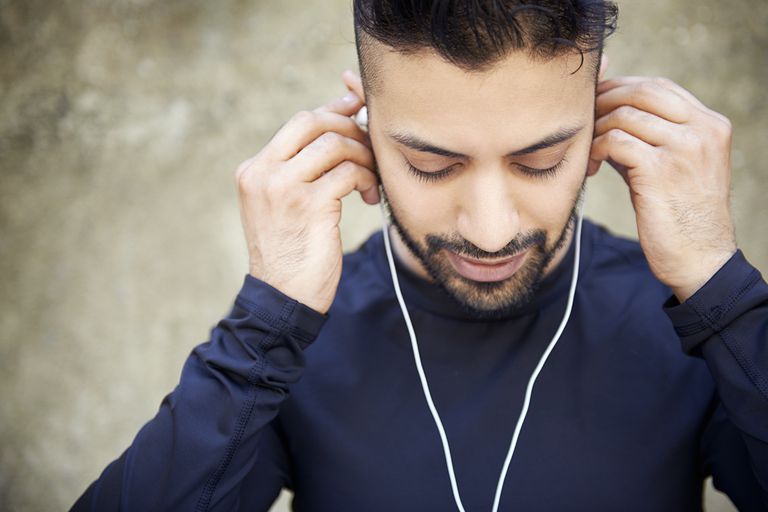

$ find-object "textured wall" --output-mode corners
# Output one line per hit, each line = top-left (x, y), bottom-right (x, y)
(0, 1), (765, 510)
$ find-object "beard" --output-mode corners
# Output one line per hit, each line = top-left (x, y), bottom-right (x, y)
(380, 177), (586, 320)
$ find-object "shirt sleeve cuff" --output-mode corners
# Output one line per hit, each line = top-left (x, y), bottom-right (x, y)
(235, 273), (329, 345)
(662, 249), (764, 356)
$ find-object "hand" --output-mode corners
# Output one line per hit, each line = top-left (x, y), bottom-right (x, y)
(234, 76), (379, 314)
(590, 75), (737, 302)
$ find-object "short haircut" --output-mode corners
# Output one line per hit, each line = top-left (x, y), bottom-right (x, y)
(353, 0), (619, 94)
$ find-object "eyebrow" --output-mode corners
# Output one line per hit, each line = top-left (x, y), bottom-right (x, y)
(388, 124), (586, 159)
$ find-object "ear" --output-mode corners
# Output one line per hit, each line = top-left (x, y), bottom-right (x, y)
(588, 54), (609, 178)
(598, 53), (609, 81)
(342, 70), (366, 104)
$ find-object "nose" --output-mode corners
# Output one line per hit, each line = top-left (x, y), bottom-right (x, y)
(456, 166), (520, 254)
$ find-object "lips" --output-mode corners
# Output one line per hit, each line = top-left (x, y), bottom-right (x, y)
(445, 250), (528, 282)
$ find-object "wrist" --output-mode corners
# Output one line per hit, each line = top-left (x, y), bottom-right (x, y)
(248, 269), (331, 315)
(670, 248), (737, 302)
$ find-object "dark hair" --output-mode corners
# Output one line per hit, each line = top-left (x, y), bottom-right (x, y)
(354, 0), (619, 90)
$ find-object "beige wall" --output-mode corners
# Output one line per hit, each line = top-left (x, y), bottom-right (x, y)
(1, 0), (765, 510)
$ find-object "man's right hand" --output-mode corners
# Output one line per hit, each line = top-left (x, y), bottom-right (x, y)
(234, 88), (379, 315)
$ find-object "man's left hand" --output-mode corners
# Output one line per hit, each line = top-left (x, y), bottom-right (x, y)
(590, 75), (738, 302)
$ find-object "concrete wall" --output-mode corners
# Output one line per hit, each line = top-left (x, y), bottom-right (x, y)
(1, 0), (765, 510)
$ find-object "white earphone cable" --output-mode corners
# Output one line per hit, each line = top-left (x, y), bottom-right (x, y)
(379, 187), (586, 512)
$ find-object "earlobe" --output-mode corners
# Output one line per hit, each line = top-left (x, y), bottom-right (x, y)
(342, 69), (366, 104)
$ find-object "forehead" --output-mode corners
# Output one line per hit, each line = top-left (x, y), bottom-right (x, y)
(367, 45), (596, 152)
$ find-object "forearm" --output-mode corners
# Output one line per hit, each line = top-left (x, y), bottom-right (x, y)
(664, 249), (768, 503)
(71, 274), (326, 512)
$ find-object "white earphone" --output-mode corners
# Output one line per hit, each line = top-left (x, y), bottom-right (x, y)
(354, 105), (368, 132)
(379, 189), (585, 511)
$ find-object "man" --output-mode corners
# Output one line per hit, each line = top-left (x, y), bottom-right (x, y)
(72, 1), (767, 510)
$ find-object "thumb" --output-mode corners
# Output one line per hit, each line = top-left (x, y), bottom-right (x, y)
(587, 158), (601, 177)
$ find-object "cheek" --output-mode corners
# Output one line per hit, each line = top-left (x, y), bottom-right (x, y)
(516, 157), (587, 230)
(371, 137), (451, 235)
(381, 171), (454, 234)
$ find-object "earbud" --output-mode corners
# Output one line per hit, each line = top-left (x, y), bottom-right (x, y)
(354, 105), (368, 133)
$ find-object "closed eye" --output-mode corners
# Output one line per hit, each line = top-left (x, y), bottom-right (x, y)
(405, 162), (459, 183)
(517, 157), (568, 179)
(405, 156), (568, 183)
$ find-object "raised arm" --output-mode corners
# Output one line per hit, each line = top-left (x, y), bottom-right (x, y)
(71, 79), (380, 511)
(664, 249), (768, 509)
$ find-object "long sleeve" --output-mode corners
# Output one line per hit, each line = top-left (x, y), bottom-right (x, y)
(70, 274), (327, 512)
(663, 249), (768, 509)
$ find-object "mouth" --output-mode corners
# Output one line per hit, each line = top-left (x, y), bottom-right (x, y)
(445, 250), (528, 282)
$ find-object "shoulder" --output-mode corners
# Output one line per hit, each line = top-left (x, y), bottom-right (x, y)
(291, 230), (393, 387)
(581, 218), (675, 321)
(578, 218), (715, 390)
(586, 218), (651, 273)
(332, 229), (393, 314)
(584, 218), (667, 292)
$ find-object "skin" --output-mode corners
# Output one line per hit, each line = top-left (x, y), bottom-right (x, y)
(590, 75), (737, 301)
(235, 93), (379, 314)
(236, 40), (737, 315)
(345, 46), (599, 318)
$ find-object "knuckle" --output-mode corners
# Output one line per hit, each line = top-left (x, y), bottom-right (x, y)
(336, 160), (358, 175)
(235, 159), (260, 190)
(327, 161), (358, 186)
(714, 115), (733, 137)
(606, 128), (625, 145)
(613, 105), (638, 122)
(234, 160), (250, 183)
(634, 81), (659, 101)
(652, 76), (673, 87)
(291, 109), (316, 127)
(317, 131), (345, 151)
(328, 160), (354, 181)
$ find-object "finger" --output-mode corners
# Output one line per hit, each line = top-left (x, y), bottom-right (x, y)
(590, 128), (656, 174)
(314, 160), (380, 205)
(264, 110), (370, 162)
(596, 81), (693, 124)
(594, 105), (680, 147)
(607, 158), (631, 187)
(314, 90), (365, 116)
(597, 53), (609, 81)
(287, 131), (375, 182)
(597, 75), (708, 111)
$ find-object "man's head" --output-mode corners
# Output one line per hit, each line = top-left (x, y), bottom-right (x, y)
(346, 0), (618, 319)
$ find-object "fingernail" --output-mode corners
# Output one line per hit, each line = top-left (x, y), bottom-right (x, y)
(342, 91), (358, 103)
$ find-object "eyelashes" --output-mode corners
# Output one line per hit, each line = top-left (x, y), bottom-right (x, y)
(517, 157), (569, 180)
(405, 163), (458, 183)
(405, 157), (568, 183)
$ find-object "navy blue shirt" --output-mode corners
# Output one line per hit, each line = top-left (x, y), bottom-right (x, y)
(72, 219), (768, 511)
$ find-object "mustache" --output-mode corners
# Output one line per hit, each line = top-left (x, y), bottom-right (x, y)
(424, 230), (547, 260)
